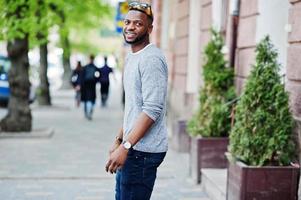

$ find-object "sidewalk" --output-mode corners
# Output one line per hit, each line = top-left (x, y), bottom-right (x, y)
(0, 77), (210, 200)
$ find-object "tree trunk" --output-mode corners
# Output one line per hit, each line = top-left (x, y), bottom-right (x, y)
(38, 43), (51, 105)
(60, 34), (72, 89)
(0, 38), (32, 132)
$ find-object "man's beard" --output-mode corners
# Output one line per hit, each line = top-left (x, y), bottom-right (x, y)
(123, 30), (148, 45)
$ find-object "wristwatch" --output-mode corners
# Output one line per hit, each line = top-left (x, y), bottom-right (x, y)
(122, 141), (132, 150)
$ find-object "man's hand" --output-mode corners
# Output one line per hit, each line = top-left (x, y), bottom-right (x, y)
(109, 140), (120, 155)
(105, 145), (128, 174)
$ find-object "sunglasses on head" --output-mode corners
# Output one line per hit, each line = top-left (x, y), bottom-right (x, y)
(128, 1), (153, 19)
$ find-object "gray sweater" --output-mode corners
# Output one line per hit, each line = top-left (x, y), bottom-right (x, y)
(123, 43), (168, 153)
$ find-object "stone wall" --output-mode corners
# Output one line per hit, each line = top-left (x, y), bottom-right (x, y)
(151, 0), (162, 47)
(287, 0), (301, 119)
(168, 0), (213, 123)
(167, 0), (190, 124)
(234, 0), (258, 94)
(287, 1), (301, 198)
(200, 0), (212, 51)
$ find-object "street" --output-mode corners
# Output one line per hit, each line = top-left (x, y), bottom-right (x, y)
(0, 76), (209, 200)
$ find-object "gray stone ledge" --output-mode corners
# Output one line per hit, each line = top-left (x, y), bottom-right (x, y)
(0, 127), (54, 139)
(30, 104), (70, 111)
(0, 175), (174, 180)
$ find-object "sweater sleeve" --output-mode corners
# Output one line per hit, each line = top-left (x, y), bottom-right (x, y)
(139, 56), (168, 121)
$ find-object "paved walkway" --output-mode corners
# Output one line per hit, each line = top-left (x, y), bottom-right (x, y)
(0, 74), (210, 200)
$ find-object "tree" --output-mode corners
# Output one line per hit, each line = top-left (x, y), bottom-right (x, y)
(0, 0), (65, 131)
(36, 0), (54, 105)
(0, 1), (41, 131)
(38, 40), (51, 105)
(52, 0), (112, 89)
(0, 0), (111, 131)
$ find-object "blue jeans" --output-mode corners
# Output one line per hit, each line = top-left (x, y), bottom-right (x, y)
(115, 149), (166, 200)
(84, 101), (94, 119)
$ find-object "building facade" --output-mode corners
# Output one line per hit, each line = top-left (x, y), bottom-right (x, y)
(150, 0), (301, 196)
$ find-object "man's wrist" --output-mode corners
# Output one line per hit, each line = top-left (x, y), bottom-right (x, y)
(122, 140), (132, 150)
(115, 136), (123, 144)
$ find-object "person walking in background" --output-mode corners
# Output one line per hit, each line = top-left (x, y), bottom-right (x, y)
(80, 54), (99, 120)
(70, 61), (82, 107)
(105, 2), (168, 200)
(99, 56), (113, 107)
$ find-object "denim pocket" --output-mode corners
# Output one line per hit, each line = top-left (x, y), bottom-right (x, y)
(147, 153), (166, 166)
(121, 153), (143, 185)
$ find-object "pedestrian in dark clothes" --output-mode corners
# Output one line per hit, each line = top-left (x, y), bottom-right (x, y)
(80, 54), (99, 120)
(99, 56), (113, 107)
(70, 61), (82, 107)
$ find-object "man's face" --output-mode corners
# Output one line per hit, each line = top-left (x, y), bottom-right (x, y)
(123, 10), (153, 45)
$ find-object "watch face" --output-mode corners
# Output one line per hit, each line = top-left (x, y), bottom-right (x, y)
(123, 141), (131, 149)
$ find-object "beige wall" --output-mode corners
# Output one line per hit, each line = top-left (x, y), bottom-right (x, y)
(256, 0), (289, 75)
(186, 0), (201, 96)
(234, 0), (258, 94)
(232, 0), (301, 119)
(287, 0), (301, 120)
(151, 0), (162, 47)
(287, 1), (301, 198)
(168, 0), (212, 121)
(167, 0), (190, 123)
(165, 0), (217, 134)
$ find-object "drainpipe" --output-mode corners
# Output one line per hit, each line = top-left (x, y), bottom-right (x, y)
(229, 0), (240, 67)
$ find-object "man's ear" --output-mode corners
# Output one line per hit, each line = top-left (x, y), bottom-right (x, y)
(148, 24), (153, 34)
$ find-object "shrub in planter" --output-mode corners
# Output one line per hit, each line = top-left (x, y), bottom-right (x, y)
(187, 29), (235, 137)
(229, 36), (295, 166)
(187, 29), (235, 183)
(227, 36), (299, 200)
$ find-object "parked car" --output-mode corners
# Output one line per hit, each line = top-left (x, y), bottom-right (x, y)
(0, 55), (35, 105)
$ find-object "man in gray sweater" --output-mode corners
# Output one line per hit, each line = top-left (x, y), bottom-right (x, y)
(105, 2), (168, 200)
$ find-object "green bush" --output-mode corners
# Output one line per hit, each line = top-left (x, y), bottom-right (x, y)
(229, 36), (295, 166)
(187, 29), (235, 137)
